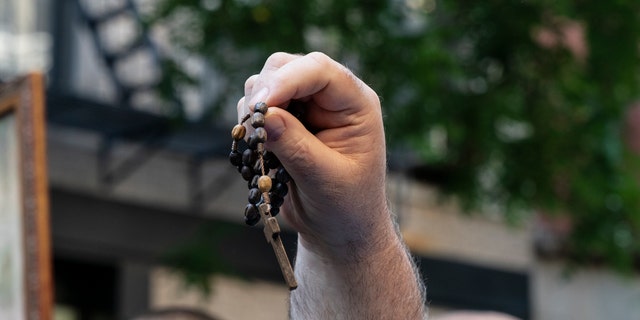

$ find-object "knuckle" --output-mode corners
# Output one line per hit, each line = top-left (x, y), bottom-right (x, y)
(288, 139), (310, 164)
(306, 51), (330, 67)
(236, 97), (246, 121)
(285, 140), (317, 176)
(270, 72), (288, 88)
(236, 96), (245, 109)
(265, 52), (292, 68)
(244, 74), (258, 92)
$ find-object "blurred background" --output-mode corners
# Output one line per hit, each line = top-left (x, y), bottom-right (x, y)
(1, 0), (640, 319)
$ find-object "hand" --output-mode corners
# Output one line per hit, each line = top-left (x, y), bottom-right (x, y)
(238, 52), (395, 262)
(239, 52), (426, 319)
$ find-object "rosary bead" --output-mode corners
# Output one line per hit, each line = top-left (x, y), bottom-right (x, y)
(241, 166), (254, 181)
(251, 112), (265, 128)
(275, 167), (291, 184)
(270, 207), (280, 217)
(248, 133), (259, 149)
(249, 129), (267, 149)
(242, 148), (256, 166)
(244, 204), (260, 226)
(248, 188), (261, 204)
(265, 153), (281, 169)
(255, 127), (267, 142)
(248, 175), (259, 188)
(231, 124), (246, 140)
(272, 181), (288, 197)
(254, 102), (269, 114)
(269, 192), (285, 208)
(258, 175), (272, 193)
(265, 155), (282, 169)
(229, 150), (242, 166)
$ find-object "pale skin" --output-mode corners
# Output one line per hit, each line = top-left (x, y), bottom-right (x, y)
(238, 52), (426, 319)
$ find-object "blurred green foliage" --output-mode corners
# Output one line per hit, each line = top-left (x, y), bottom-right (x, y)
(162, 223), (238, 294)
(148, 0), (640, 271)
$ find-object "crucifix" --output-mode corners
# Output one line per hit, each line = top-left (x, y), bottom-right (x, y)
(260, 203), (297, 290)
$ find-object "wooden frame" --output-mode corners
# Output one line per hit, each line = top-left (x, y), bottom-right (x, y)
(0, 73), (53, 320)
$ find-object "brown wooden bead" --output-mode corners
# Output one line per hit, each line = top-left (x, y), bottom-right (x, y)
(258, 175), (272, 192)
(231, 124), (246, 140)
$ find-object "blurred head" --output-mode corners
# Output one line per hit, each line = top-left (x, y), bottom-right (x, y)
(131, 308), (220, 320)
(434, 311), (521, 320)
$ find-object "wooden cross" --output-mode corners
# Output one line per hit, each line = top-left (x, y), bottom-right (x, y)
(259, 203), (298, 290)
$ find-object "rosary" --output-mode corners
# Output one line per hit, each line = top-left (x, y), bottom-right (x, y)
(229, 102), (298, 290)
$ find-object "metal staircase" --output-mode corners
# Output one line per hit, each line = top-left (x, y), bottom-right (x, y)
(47, 0), (231, 211)
(75, 0), (170, 110)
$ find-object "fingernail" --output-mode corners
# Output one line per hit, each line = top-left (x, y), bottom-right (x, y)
(265, 113), (285, 142)
(249, 87), (269, 109)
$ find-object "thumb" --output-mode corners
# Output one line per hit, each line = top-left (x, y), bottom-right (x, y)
(263, 107), (339, 184)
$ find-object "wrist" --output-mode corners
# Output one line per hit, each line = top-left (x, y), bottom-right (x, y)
(296, 206), (401, 265)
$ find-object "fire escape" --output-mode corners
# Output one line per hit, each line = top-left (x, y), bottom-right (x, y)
(48, 0), (233, 212)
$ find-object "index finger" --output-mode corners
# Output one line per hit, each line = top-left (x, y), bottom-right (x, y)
(258, 52), (379, 115)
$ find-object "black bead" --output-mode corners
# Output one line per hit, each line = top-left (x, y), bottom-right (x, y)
(242, 148), (256, 166)
(248, 175), (259, 188)
(249, 131), (267, 149)
(254, 102), (268, 114)
(264, 152), (281, 169)
(255, 127), (267, 142)
(248, 133), (259, 149)
(248, 188), (261, 204)
(269, 192), (285, 208)
(241, 166), (254, 181)
(229, 150), (242, 166)
(251, 112), (265, 128)
(272, 182), (288, 197)
(244, 204), (260, 226)
(271, 207), (280, 217)
(275, 167), (291, 184)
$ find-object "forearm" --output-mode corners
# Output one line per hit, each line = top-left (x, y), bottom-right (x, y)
(289, 217), (426, 320)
